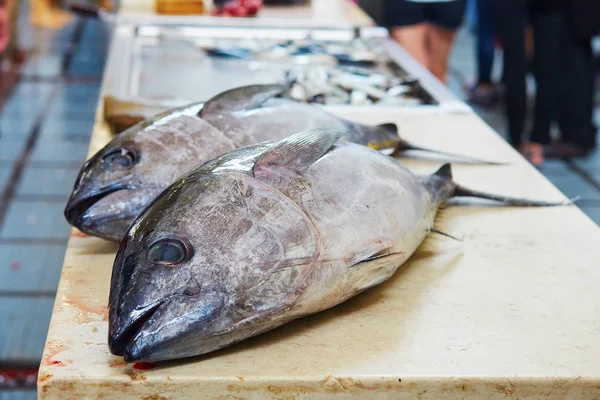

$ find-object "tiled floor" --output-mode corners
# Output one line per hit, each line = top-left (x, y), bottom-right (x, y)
(0, 3), (598, 398)
(0, 2), (106, 397)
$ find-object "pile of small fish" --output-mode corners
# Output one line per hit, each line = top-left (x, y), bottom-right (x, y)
(65, 83), (575, 363)
(286, 66), (427, 106)
(198, 37), (430, 106)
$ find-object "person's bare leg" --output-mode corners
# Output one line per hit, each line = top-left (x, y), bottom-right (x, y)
(391, 24), (430, 70)
(30, 0), (72, 29)
(427, 25), (457, 83)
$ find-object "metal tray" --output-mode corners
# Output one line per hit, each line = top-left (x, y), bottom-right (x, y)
(106, 21), (470, 113)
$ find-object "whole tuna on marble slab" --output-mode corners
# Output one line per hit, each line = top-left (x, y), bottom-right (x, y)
(107, 128), (573, 362)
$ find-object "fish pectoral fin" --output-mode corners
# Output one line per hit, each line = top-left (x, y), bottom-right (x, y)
(253, 128), (345, 177)
(430, 228), (462, 241)
(199, 83), (292, 116)
(348, 250), (407, 293)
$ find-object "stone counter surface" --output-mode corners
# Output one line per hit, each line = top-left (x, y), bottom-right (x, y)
(117, 0), (374, 28)
(38, 106), (600, 398)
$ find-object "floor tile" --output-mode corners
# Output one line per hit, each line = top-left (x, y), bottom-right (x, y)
(10, 82), (55, 99)
(0, 201), (72, 239)
(21, 54), (62, 78)
(1, 100), (46, 121)
(0, 297), (55, 362)
(1, 83), (54, 120)
(0, 167), (11, 189)
(573, 149), (600, 170)
(52, 83), (101, 104)
(579, 205), (600, 226)
(38, 131), (93, 143)
(38, 118), (95, 140)
(16, 167), (79, 198)
(29, 141), (90, 164)
(45, 98), (97, 121)
(45, 107), (97, 123)
(0, 391), (37, 400)
(68, 58), (107, 76)
(0, 141), (26, 162)
(44, 85), (101, 124)
(536, 159), (571, 175)
(0, 117), (36, 138)
(0, 244), (66, 293)
(545, 173), (600, 201)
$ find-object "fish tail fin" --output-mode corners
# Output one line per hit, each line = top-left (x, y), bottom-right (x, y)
(426, 164), (578, 207)
(393, 139), (507, 165)
(453, 185), (579, 207)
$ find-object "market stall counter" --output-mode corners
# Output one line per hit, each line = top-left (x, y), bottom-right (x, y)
(38, 2), (600, 399)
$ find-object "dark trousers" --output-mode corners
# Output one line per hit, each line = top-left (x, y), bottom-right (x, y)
(475, 0), (495, 84)
(493, 0), (562, 146)
(557, 13), (596, 148)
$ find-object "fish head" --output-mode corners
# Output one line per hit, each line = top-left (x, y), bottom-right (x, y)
(64, 131), (162, 241)
(64, 113), (225, 241)
(109, 170), (318, 362)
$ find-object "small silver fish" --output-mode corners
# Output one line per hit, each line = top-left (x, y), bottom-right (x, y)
(108, 129), (573, 362)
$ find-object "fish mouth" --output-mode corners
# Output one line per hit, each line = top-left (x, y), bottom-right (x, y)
(109, 301), (162, 358)
(64, 183), (128, 228)
(82, 217), (135, 242)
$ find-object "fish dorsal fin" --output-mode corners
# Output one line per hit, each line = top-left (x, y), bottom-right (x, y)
(377, 123), (398, 135)
(253, 128), (345, 177)
(434, 163), (453, 180)
(199, 84), (290, 116)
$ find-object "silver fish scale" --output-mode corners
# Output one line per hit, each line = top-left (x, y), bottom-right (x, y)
(203, 97), (391, 148)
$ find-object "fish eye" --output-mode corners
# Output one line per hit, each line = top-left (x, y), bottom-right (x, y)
(147, 237), (191, 266)
(102, 147), (137, 167)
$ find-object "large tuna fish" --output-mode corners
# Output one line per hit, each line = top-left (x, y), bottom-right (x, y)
(66, 84), (496, 241)
(108, 129), (571, 362)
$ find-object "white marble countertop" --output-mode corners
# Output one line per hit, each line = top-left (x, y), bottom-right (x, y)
(38, 107), (600, 399)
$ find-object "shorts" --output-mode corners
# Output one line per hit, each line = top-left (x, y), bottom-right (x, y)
(385, 0), (467, 30)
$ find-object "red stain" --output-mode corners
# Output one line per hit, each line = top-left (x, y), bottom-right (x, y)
(70, 229), (89, 238)
(10, 261), (21, 271)
(38, 372), (53, 383)
(64, 296), (109, 322)
(43, 340), (68, 367)
(133, 362), (156, 370)
(109, 360), (128, 368)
